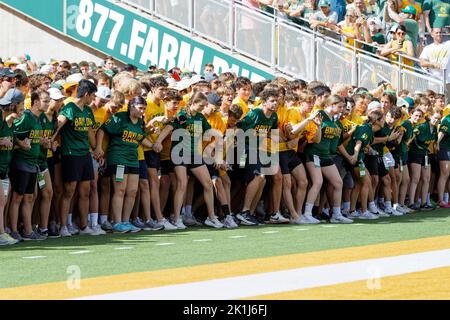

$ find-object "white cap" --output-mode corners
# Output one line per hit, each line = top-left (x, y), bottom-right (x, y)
(166, 77), (177, 89)
(189, 74), (205, 87)
(66, 73), (84, 83)
(16, 64), (28, 72)
(95, 86), (112, 100)
(367, 101), (381, 111)
(48, 88), (66, 100)
(40, 65), (52, 75)
(367, 17), (383, 30)
(177, 79), (191, 91)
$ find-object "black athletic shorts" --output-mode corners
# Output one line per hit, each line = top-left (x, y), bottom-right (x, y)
(304, 154), (335, 167)
(160, 160), (175, 175)
(430, 154), (439, 174)
(47, 156), (55, 181)
(144, 150), (161, 169)
(139, 160), (148, 180)
(207, 164), (220, 180)
(438, 148), (450, 161)
(9, 167), (36, 195)
(408, 152), (427, 166)
(61, 154), (94, 182)
(106, 164), (139, 176)
(0, 171), (7, 180)
(364, 155), (388, 177)
(279, 150), (302, 175)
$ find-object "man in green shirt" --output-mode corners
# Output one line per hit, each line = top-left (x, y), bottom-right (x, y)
(388, 5), (420, 56)
(53, 79), (98, 237)
(424, 0), (450, 32)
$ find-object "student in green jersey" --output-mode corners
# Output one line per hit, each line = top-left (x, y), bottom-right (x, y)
(153, 92), (224, 229)
(436, 110), (450, 207)
(9, 90), (48, 241)
(303, 95), (353, 224)
(408, 111), (442, 210)
(95, 96), (152, 233)
(344, 109), (382, 219)
(0, 99), (20, 245)
(53, 80), (97, 237)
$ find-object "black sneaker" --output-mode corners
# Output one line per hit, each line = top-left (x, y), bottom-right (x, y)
(247, 214), (262, 225)
(37, 229), (49, 238)
(420, 204), (435, 211)
(255, 215), (267, 225)
(236, 212), (257, 226)
(47, 228), (61, 239)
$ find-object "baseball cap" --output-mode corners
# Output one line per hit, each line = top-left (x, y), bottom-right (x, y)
(48, 88), (66, 100)
(40, 65), (52, 75)
(403, 96), (415, 109)
(4, 57), (21, 67)
(0, 88), (25, 106)
(367, 101), (381, 111)
(319, 0), (331, 7)
(189, 74), (206, 87)
(95, 86), (112, 100)
(207, 92), (222, 107)
(402, 5), (417, 16)
(66, 73), (84, 83)
(177, 79), (191, 91)
(367, 17), (383, 30)
(0, 68), (16, 77)
(396, 97), (409, 108)
(389, 24), (399, 33)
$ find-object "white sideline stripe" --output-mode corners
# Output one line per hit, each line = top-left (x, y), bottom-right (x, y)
(294, 228), (310, 231)
(69, 251), (91, 255)
(228, 235), (247, 239)
(76, 249), (450, 300)
(114, 247), (134, 250)
(193, 239), (212, 242)
(262, 231), (279, 234)
(322, 225), (337, 228)
(155, 243), (175, 246)
(22, 256), (46, 259)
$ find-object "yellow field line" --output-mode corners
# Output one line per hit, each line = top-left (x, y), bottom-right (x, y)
(2, 235), (450, 299)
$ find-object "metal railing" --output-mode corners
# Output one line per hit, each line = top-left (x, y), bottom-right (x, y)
(117, 0), (447, 95)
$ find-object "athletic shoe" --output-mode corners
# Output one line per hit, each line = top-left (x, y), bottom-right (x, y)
(59, 226), (72, 237)
(330, 214), (353, 224)
(67, 224), (79, 236)
(160, 218), (178, 231)
(182, 212), (198, 226)
(420, 204), (435, 211)
(174, 218), (187, 230)
(341, 208), (350, 217)
(132, 217), (146, 229)
(349, 211), (361, 218)
(112, 222), (131, 233)
(359, 211), (379, 220)
(101, 220), (114, 232)
(291, 215), (312, 224)
(269, 212), (290, 224)
(393, 204), (407, 215)
(304, 214), (321, 224)
(377, 209), (391, 217)
(0, 233), (19, 245)
(439, 201), (450, 208)
(144, 220), (164, 231)
(409, 203), (420, 211)
(236, 212), (257, 226)
(91, 224), (107, 235)
(22, 231), (47, 241)
(79, 226), (101, 236)
(223, 215), (238, 228)
(124, 222), (141, 233)
(37, 229), (49, 238)
(401, 205), (413, 213)
(204, 216), (224, 229)
(47, 228), (61, 239)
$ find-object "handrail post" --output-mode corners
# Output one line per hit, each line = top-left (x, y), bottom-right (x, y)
(150, 0), (155, 14)
(313, 30), (317, 81)
(352, 39), (358, 87)
(397, 54), (402, 94)
(189, 0), (194, 35)
(271, 6), (277, 69)
(444, 68), (448, 103)
(229, 0), (235, 52)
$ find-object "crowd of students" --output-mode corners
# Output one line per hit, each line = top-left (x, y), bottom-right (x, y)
(1, 55), (450, 246)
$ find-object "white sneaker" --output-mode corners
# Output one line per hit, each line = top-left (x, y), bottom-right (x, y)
(160, 218), (178, 231)
(205, 216), (224, 229)
(174, 218), (187, 230)
(359, 211), (379, 220)
(269, 212), (290, 224)
(182, 212), (198, 226)
(390, 209), (404, 216)
(59, 226), (71, 237)
(402, 205), (413, 213)
(330, 214), (354, 224)
(342, 208), (350, 216)
(304, 214), (321, 224)
(91, 224), (106, 235)
(349, 211), (361, 218)
(223, 215), (238, 228)
(376, 208), (390, 217)
(393, 204), (406, 215)
(79, 226), (98, 235)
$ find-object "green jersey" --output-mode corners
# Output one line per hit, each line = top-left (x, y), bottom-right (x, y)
(372, 123), (391, 155)
(404, 19), (419, 56)
(439, 114), (450, 149)
(38, 113), (57, 170)
(170, 109), (212, 157)
(398, 120), (415, 159)
(102, 112), (145, 168)
(409, 121), (437, 155)
(346, 123), (374, 162)
(423, 0), (450, 28)
(304, 110), (341, 160)
(0, 114), (14, 175)
(238, 107), (278, 152)
(60, 102), (95, 156)
(13, 109), (42, 172)
(330, 119), (344, 155)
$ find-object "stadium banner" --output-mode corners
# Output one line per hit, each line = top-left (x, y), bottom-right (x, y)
(65, 0), (272, 81)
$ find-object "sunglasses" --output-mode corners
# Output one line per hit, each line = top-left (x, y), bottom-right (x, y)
(396, 32), (406, 36)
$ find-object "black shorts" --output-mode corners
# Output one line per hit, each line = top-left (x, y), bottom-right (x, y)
(207, 164), (219, 180)
(408, 152), (426, 166)
(304, 154), (335, 167)
(61, 154), (94, 182)
(9, 167), (36, 195)
(0, 172), (7, 180)
(364, 155), (388, 177)
(438, 148), (450, 161)
(139, 160), (148, 180)
(106, 165), (140, 176)
(53, 148), (62, 165)
(161, 160), (175, 175)
(430, 154), (439, 174)
(279, 150), (302, 175)
(144, 150), (161, 169)
(47, 157), (55, 181)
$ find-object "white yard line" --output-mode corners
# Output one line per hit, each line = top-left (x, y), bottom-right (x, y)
(22, 256), (46, 260)
(76, 249), (450, 300)
(228, 235), (247, 239)
(68, 251), (92, 255)
(193, 239), (212, 242)
(262, 231), (279, 234)
(155, 243), (175, 246)
(114, 247), (134, 250)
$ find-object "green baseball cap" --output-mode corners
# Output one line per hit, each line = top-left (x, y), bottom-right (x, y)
(319, 0), (331, 7)
(402, 5), (417, 16)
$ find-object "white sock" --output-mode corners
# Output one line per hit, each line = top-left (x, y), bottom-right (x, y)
(304, 203), (314, 215)
(385, 201), (392, 210)
(322, 208), (330, 215)
(99, 215), (108, 224)
(379, 197), (385, 205)
(91, 213), (98, 226)
(332, 207), (341, 217)
(181, 206), (186, 216)
(68, 214), (73, 226)
(368, 201), (376, 210)
(185, 205), (192, 216)
(444, 193), (449, 203)
(426, 193), (431, 205)
(343, 202), (350, 211)
(417, 198), (422, 206)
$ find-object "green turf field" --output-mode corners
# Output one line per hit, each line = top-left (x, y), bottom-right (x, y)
(1, 210), (450, 289)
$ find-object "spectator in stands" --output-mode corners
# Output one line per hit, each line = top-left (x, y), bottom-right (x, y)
(0, 68), (16, 99)
(420, 27), (450, 100)
(337, 8), (361, 47)
(79, 61), (90, 76)
(380, 24), (415, 67)
(103, 56), (117, 77)
(310, 0), (339, 31)
(289, 0), (319, 27)
(362, 16), (387, 54)
(331, 0), (348, 22)
(347, 0), (375, 18)
(124, 64), (138, 78)
(424, 0), (450, 34)
(57, 61), (71, 73)
(387, 4), (419, 56)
